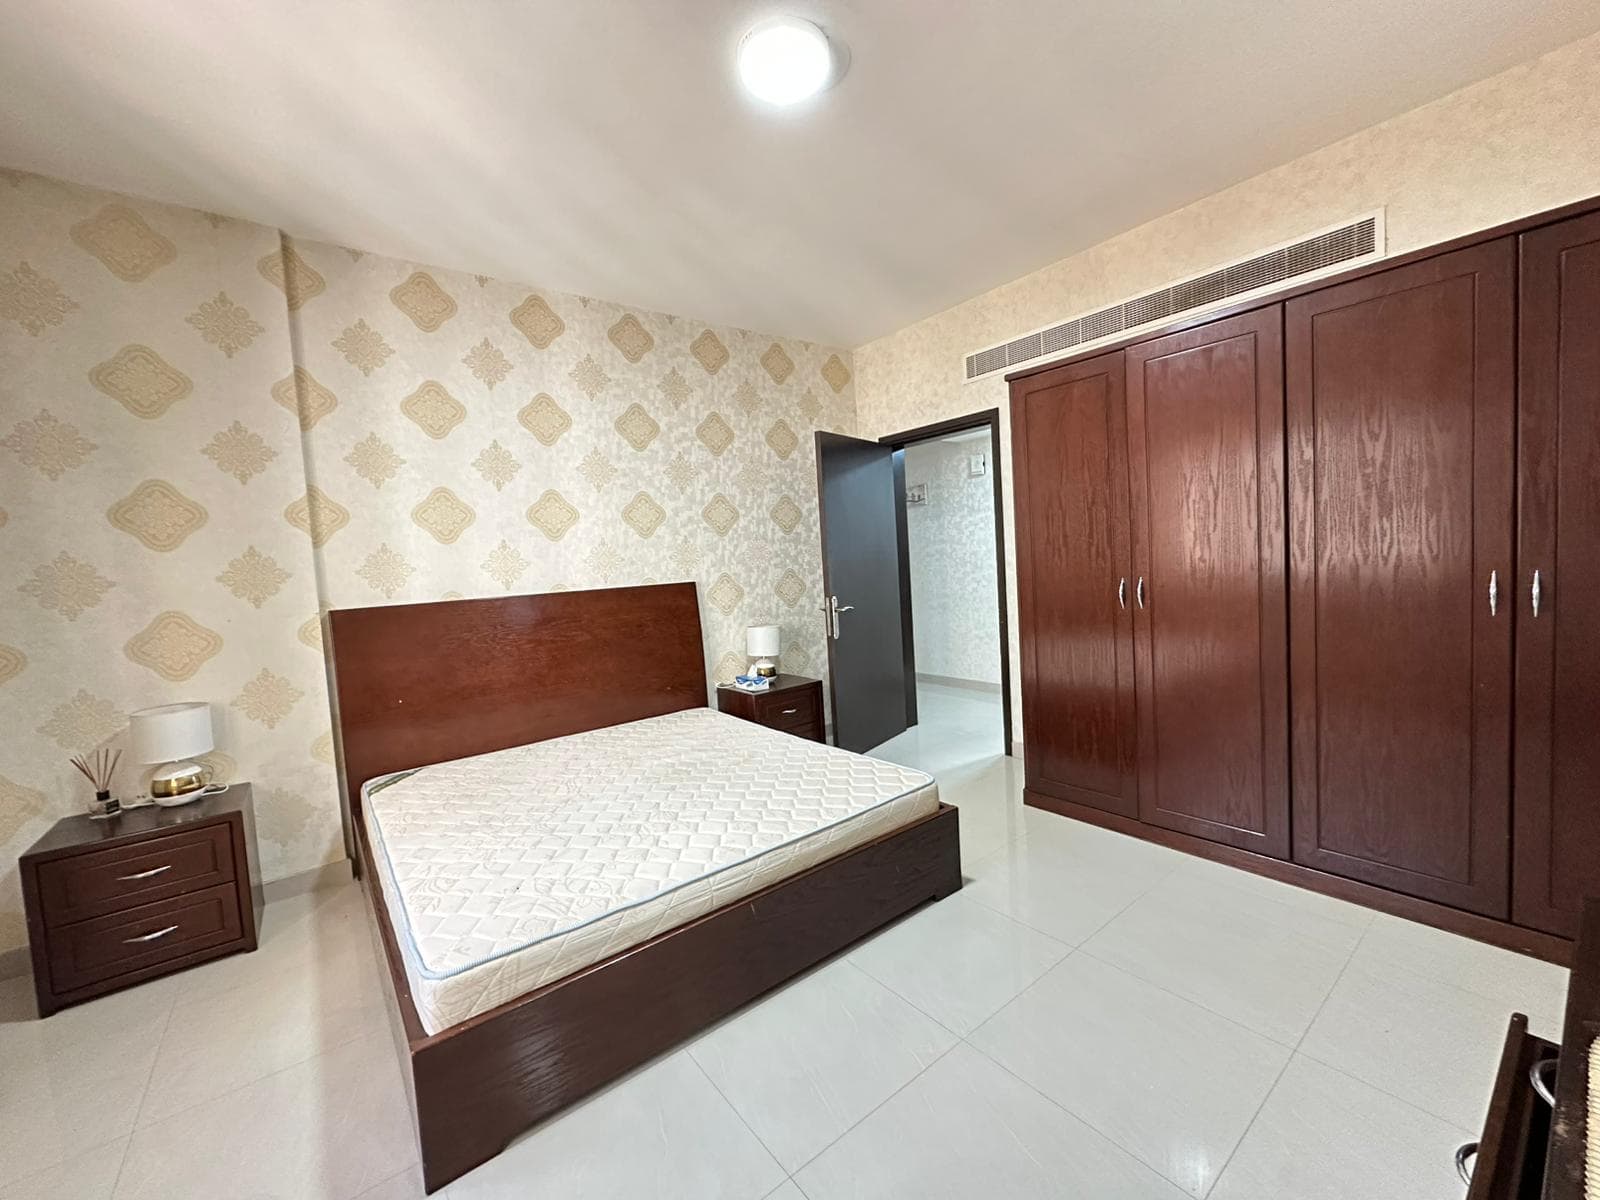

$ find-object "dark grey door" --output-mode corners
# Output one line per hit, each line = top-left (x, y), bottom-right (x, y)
(816, 432), (911, 753)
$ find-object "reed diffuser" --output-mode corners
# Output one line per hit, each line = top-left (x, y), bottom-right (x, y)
(71, 748), (122, 819)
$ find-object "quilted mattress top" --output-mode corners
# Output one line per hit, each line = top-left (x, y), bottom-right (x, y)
(363, 706), (937, 980)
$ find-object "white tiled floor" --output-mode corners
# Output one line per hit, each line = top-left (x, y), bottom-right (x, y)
(0, 688), (1569, 1199)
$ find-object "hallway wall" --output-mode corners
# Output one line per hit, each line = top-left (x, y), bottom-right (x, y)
(903, 437), (1000, 687)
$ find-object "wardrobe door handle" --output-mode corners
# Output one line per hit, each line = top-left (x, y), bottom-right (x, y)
(1117, 578), (1127, 610)
(1136, 577), (1146, 610)
(1532, 569), (1542, 618)
(1488, 569), (1498, 617)
(1530, 1057), (1558, 1107)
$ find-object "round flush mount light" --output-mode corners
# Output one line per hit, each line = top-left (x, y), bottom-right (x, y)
(737, 16), (842, 106)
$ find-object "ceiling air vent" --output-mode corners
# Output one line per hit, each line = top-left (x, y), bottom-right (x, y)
(964, 212), (1384, 382)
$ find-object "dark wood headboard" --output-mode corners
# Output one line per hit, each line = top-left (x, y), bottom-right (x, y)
(325, 582), (706, 825)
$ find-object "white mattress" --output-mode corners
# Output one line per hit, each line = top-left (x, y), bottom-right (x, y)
(362, 706), (940, 1035)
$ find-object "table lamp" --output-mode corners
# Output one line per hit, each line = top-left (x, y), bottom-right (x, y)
(130, 701), (215, 805)
(746, 625), (781, 678)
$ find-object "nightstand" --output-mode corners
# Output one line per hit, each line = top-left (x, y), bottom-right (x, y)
(716, 674), (826, 742)
(18, 782), (263, 1017)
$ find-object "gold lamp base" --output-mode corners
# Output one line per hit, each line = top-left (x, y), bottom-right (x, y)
(150, 760), (208, 805)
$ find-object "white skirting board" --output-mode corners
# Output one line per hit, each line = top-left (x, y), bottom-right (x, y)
(915, 672), (1003, 694)
(0, 857), (356, 982)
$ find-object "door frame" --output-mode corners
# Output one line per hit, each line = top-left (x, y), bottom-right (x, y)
(878, 408), (1014, 756)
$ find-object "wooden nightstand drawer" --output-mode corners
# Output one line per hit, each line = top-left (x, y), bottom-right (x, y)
(717, 675), (825, 742)
(20, 783), (263, 1015)
(36, 823), (236, 927)
(758, 688), (819, 733)
(47, 883), (244, 994)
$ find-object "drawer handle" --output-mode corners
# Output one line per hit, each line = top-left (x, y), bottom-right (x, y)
(1455, 1141), (1477, 1185)
(781, 708), (798, 715)
(124, 924), (179, 944)
(1531, 1057), (1558, 1107)
(116, 864), (173, 882)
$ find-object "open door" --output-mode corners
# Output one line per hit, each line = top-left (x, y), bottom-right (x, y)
(816, 432), (911, 753)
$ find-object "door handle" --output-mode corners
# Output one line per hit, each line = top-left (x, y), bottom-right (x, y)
(1532, 569), (1542, 618)
(1530, 1057), (1558, 1107)
(1136, 577), (1146, 610)
(1488, 569), (1498, 617)
(1117, 578), (1127, 609)
(825, 595), (855, 640)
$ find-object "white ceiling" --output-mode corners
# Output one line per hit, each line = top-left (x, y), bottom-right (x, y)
(1, 2), (1596, 347)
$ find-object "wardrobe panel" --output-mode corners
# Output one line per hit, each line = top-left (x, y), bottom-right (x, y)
(1010, 352), (1137, 816)
(1286, 240), (1515, 916)
(1125, 308), (1289, 856)
(1514, 212), (1600, 938)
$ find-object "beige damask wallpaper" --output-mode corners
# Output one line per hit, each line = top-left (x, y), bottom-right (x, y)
(0, 173), (337, 957)
(280, 236), (854, 677)
(0, 168), (855, 961)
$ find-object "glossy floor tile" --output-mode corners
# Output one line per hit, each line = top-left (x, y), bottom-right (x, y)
(0, 1138), (127, 1200)
(688, 959), (957, 1171)
(970, 952), (1291, 1197)
(848, 892), (1069, 1035)
(115, 1031), (417, 1200)
(1298, 958), (1561, 1131)
(1080, 871), (1358, 1045)
(1207, 1055), (1475, 1200)
(962, 831), (1177, 945)
(0, 700), (1569, 1199)
(869, 683), (1005, 779)
(794, 1043), (1189, 1200)
(447, 1051), (785, 1200)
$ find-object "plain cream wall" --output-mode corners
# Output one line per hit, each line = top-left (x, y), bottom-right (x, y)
(854, 30), (1600, 739)
(903, 438), (1002, 687)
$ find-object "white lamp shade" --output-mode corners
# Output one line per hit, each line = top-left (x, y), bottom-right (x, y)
(746, 625), (781, 657)
(129, 702), (214, 763)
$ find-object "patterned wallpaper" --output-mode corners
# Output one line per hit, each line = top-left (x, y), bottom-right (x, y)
(282, 237), (854, 677)
(903, 439), (1001, 686)
(0, 168), (855, 960)
(854, 30), (1600, 733)
(0, 173), (336, 957)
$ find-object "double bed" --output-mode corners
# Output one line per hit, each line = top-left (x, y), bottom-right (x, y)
(326, 582), (961, 1193)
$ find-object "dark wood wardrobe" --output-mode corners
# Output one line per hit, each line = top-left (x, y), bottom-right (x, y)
(1010, 199), (1600, 960)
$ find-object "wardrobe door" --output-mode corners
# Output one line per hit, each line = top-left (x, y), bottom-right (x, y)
(1286, 240), (1515, 916)
(1514, 213), (1600, 938)
(1125, 308), (1289, 856)
(1010, 352), (1137, 816)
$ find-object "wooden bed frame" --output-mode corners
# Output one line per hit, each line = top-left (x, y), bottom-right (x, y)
(325, 582), (962, 1193)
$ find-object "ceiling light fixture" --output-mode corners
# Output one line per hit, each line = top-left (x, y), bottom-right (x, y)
(737, 16), (840, 106)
